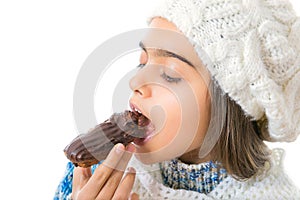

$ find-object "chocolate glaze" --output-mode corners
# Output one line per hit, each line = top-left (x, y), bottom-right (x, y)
(63, 110), (149, 167)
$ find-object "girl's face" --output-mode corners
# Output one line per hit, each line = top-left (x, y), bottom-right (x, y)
(129, 17), (212, 164)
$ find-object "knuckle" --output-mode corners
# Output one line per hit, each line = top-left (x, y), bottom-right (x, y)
(105, 180), (119, 191)
(112, 194), (126, 200)
(75, 192), (85, 200)
(95, 194), (111, 200)
(112, 192), (128, 200)
(93, 165), (111, 181)
(108, 172), (123, 185)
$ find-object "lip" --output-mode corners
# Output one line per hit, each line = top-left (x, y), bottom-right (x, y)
(133, 134), (154, 146)
(129, 101), (156, 145)
(130, 102), (144, 116)
(133, 121), (156, 145)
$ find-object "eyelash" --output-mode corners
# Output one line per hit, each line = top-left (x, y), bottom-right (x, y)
(160, 72), (182, 83)
(137, 63), (146, 68)
(136, 64), (182, 83)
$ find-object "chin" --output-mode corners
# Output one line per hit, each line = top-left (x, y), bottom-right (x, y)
(134, 154), (157, 165)
(133, 148), (179, 165)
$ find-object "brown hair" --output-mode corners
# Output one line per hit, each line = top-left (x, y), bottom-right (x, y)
(208, 80), (271, 180)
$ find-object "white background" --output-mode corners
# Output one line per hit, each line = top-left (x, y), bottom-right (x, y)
(0, 1), (299, 199)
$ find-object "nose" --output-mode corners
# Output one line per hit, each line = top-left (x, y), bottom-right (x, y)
(129, 73), (151, 98)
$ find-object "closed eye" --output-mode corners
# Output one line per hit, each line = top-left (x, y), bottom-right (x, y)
(160, 71), (182, 83)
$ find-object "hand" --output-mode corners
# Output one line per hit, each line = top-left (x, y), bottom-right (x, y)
(71, 143), (139, 200)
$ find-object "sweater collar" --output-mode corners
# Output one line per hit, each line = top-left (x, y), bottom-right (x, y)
(159, 158), (227, 194)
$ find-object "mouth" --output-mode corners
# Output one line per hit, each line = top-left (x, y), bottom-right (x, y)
(130, 102), (156, 145)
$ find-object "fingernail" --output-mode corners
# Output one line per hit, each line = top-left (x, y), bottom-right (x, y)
(130, 192), (139, 200)
(127, 167), (136, 173)
(126, 144), (136, 153)
(115, 143), (124, 154)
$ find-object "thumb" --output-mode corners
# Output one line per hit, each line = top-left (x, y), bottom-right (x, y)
(129, 192), (139, 200)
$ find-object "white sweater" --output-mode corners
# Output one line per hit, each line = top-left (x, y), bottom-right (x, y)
(129, 148), (300, 199)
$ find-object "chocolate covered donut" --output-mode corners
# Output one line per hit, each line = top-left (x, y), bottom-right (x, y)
(64, 110), (150, 167)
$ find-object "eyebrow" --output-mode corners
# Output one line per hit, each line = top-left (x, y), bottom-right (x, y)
(139, 41), (195, 68)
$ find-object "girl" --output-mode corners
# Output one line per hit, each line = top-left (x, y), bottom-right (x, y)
(55, 0), (300, 199)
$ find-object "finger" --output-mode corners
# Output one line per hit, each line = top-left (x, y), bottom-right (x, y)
(129, 192), (139, 200)
(112, 167), (136, 200)
(96, 145), (135, 200)
(74, 167), (92, 188)
(79, 143), (125, 198)
(72, 167), (92, 199)
(115, 144), (136, 171)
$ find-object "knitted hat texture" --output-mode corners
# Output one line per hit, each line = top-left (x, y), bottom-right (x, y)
(150, 0), (300, 142)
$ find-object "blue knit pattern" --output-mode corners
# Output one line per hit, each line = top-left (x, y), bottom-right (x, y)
(160, 158), (227, 194)
(54, 159), (227, 199)
(54, 162), (101, 200)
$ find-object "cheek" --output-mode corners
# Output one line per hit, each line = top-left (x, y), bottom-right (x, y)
(154, 87), (198, 145)
(154, 88), (182, 133)
(187, 80), (211, 148)
(196, 84), (211, 123)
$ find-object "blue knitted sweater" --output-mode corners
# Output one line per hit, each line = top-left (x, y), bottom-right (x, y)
(54, 159), (226, 200)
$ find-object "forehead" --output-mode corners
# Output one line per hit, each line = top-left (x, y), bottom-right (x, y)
(142, 18), (203, 69)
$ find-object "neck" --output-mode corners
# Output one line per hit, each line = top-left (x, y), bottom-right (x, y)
(179, 148), (212, 164)
(160, 152), (228, 194)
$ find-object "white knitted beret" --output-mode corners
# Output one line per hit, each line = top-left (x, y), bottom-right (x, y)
(150, 0), (300, 142)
